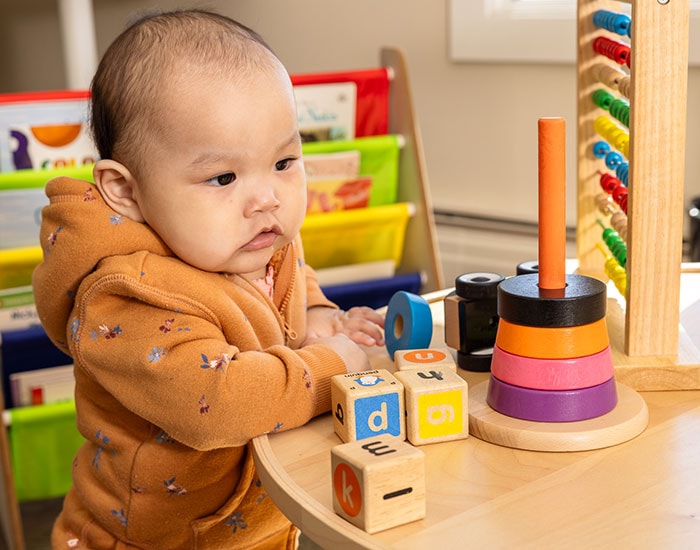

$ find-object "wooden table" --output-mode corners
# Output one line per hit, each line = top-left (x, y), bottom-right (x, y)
(252, 293), (700, 549)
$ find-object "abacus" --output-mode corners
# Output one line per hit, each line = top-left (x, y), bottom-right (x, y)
(576, 0), (700, 390)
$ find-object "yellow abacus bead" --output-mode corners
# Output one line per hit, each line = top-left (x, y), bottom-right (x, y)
(604, 257), (627, 296)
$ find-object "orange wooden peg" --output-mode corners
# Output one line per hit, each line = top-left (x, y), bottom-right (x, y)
(538, 117), (567, 291)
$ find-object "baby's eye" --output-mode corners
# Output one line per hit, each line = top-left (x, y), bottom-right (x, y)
(206, 172), (236, 186)
(275, 158), (295, 171)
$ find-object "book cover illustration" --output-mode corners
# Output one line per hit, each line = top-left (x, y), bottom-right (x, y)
(303, 148), (372, 214)
(306, 176), (373, 214)
(10, 364), (74, 407)
(0, 90), (97, 172)
(291, 68), (390, 138)
(1, 187), (47, 249)
(294, 82), (356, 142)
(303, 150), (360, 180)
(0, 285), (38, 331)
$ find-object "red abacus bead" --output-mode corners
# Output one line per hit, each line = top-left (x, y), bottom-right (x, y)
(612, 185), (628, 203)
(600, 173), (620, 193)
(593, 36), (630, 65)
(618, 194), (628, 213)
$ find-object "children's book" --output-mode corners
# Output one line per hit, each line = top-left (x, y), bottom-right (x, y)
(291, 68), (391, 138)
(303, 150), (361, 180)
(0, 285), (39, 331)
(294, 82), (356, 142)
(306, 176), (373, 214)
(10, 364), (74, 407)
(0, 164), (94, 253)
(0, 90), (96, 173)
(302, 135), (402, 207)
(0, 324), (72, 409)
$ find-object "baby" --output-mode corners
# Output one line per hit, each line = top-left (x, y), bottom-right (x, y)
(33, 9), (384, 549)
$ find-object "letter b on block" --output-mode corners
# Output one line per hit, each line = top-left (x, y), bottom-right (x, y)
(331, 436), (426, 533)
(394, 368), (469, 445)
(331, 369), (405, 443)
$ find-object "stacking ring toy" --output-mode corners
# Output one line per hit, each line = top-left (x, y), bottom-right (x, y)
(495, 318), (609, 359)
(385, 291), (432, 358)
(490, 345), (614, 390)
(486, 375), (618, 422)
(497, 273), (607, 328)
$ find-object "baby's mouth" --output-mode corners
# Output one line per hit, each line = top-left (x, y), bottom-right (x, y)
(243, 226), (281, 251)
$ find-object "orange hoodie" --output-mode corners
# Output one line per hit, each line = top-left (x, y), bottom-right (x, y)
(33, 177), (346, 549)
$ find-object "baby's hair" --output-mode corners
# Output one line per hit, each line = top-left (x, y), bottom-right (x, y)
(90, 9), (279, 177)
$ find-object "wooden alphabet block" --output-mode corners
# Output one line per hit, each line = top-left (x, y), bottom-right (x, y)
(331, 436), (426, 534)
(331, 369), (405, 443)
(394, 347), (457, 372)
(394, 368), (469, 445)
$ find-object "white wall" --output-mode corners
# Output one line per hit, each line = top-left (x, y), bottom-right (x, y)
(2, 0), (699, 231)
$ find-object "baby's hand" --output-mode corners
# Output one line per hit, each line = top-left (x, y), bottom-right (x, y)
(306, 306), (385, 347)
(304, 333), (370, 373)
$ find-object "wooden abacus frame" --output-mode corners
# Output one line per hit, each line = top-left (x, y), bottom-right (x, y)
(577, 0), (700, 390)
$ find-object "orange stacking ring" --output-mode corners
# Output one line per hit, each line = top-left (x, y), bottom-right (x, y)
(495, 318), (609, 359)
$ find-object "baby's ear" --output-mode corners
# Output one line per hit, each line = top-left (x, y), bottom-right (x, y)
(93, 159), (145, 222)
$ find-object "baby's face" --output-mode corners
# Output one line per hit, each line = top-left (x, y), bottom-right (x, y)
(130, 62), (306, 279)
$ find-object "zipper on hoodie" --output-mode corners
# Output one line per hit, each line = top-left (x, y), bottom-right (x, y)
(277, 251), (298, 345)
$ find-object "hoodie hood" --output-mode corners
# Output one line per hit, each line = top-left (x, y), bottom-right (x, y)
(32, 177), (171, 353)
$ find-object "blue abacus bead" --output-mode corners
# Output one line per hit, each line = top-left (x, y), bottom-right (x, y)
(616, 162), (629, 186)
(605, 151), (624, 170)
(593, 10), (631, 37)
(612, 13), (631, 36)
(592, 141), (611, 158)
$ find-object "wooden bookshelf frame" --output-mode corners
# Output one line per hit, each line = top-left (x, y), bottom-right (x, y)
(577, 0), (700, 390)
(381, 47), (444, 293)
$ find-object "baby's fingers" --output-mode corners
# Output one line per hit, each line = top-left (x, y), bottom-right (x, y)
(346, 306), (385, 328)
(343, 319), (385, 346)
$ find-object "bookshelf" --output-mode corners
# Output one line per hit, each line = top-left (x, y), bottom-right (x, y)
(381, 47), (443, 294)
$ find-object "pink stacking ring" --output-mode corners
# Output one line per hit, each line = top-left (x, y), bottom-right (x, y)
(490, 345), (614, 390)
(486, 375), (618, 422)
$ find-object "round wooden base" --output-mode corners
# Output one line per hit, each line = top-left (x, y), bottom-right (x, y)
(468, 380), (649, 452)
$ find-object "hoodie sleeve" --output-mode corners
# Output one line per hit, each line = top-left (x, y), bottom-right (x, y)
(70, 263), (347, 451)
(303, 262), (338, 310)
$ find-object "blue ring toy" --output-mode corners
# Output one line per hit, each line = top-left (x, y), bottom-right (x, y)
(385, 291), (433, 359)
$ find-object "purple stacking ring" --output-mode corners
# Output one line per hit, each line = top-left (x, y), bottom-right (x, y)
(486, 375), (618, 422)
